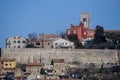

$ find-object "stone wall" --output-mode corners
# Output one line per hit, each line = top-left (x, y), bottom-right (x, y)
(1, 48), (119, 65)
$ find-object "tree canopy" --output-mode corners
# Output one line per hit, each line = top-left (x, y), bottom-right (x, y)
(94, 25), (107, 44)
(28, 33), (37, 41)
(67, 34), (82, 48)
(40, 67), (46, 75)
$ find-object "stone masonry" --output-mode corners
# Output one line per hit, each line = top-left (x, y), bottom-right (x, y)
(1, 48), (119, 65)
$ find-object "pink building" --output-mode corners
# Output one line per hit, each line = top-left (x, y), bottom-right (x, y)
(66, 22), (95, 41)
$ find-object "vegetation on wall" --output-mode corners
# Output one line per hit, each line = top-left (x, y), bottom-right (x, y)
(40, 67), (46, 75)
(67, 34), (82, 48)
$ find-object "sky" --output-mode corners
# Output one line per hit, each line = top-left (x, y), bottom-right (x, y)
(0, 0), (120, 48)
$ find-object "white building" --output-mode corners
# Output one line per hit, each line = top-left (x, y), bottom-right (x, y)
(51, 38), (74, 49)
(6, 35), (26, 48)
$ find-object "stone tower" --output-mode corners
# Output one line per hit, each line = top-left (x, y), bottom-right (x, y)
(81, 12), (90, 29)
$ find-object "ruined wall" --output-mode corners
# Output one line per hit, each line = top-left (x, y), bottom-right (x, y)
(1, 48), (119, 65)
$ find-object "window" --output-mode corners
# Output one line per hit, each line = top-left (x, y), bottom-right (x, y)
(5, 64), (8, 66)
(38, 70), (39, 72)
(13, 41), (16, 43)
(68, 30), (70, 34)
(74, 30), (76, 34)
(36, 43), (40, 45)
(48, 43), (50, 45)
(14, 46), (16, 48)
(18, 41), (20, 43)
(84, 32), (86, 35)
(65, 42), (67, 45)
(18, 46), (20, 48)
(55, 70), (56, 73)
(18, 37), (20, 39)
(55, 43), (57, 45)
(38, 67), (39, 69)
(83, 18), (87, 22)
(22, 41), (26, 43)
(14, 37), (16, 39)
(1, 61), (3, 64)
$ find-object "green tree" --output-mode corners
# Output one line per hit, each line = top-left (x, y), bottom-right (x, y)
(26, 44), (38, 48)
(28, 33), (37, 41)
(40, 67), (46, 75)
(67, 34), (82, 48)
(93, 25), (107, 49)
(105, 32), (120, 49)
(94, 25), (107, 44)
(16, 63), (26, 72)
(59, 31), (66, 39)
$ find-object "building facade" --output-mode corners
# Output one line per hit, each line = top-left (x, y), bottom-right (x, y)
(0, 59), (3, 69)
(26, 34), (61, 48)
(2, 58), (16, 69)
(66, 22), (95, 41)
(51, 38), (74, 49)
(26, 63), (43, 74)
(6, 35), (26, 48)
(0, 58), (16, 70)
(66, 12), (95, 41)
(53, 59), (65, 76)
(36, 40), (52, 48)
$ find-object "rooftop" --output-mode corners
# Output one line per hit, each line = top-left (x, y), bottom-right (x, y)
(105, 30), (120, 33)
(53, 59), (65, 63)
(0, 58), (16, 61)
(26, 63), (43, 66)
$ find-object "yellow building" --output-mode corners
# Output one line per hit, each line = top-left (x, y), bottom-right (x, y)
(2, 58), (16, 69)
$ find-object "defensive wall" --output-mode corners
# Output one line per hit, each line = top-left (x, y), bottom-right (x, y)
(1, 48), (119, 65)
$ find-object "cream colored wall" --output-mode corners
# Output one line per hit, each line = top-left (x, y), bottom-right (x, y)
(1, 48), (119, 65)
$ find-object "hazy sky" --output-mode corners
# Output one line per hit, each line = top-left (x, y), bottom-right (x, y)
(0, 0), (120, 48)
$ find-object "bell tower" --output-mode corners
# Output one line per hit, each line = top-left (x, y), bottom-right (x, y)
(81, 12), (90, 29)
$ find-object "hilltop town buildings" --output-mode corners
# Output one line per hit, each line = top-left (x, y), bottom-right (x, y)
(53, 59), (65, 76)
(6, 34), (74, 49)
(6, 35), (26, 48)
(51, 38), (74, 49)
(1, 12), (120, 79)
(0, 58), (16, 73)
(66, 22), (95, 41)
(26, 63), (43, 75)
(66, 12), (95, 41)
(35, 34), (61, 48)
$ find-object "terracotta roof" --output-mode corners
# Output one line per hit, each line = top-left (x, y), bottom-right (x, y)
(105, 30), (120, 33)
(32, 79), (81, 80)
(0, 58), (16, 61)
(71, 25), (80, 29)
(26, 63), (43, 66)
(53, 59), (65, 63)
(41, 39), (51, 42)
(40, 34), (61, 40)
